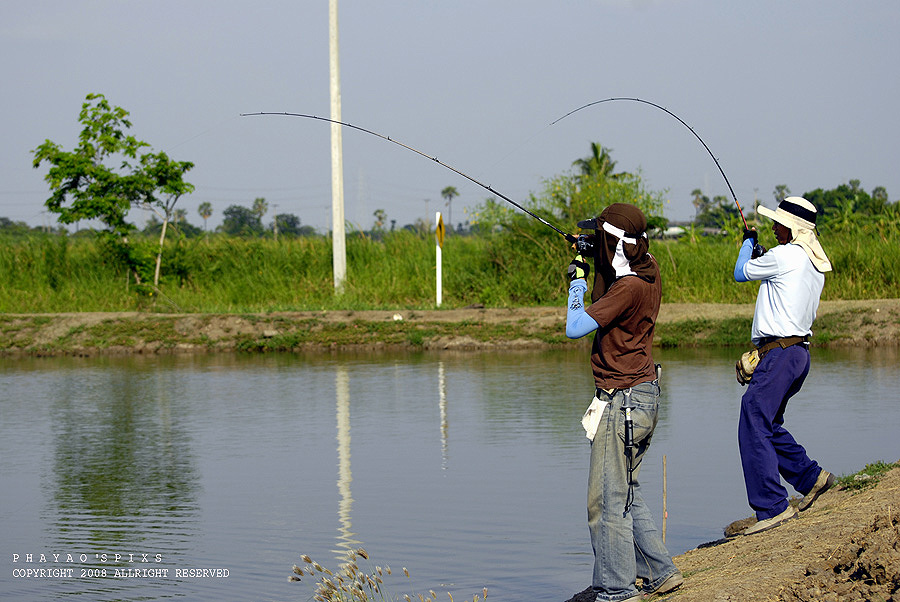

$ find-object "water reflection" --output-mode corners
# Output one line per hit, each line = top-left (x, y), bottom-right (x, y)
(439, 361), (449, 470)
(49, 367), (199, 554)
(335, 364), (360, 557)
(0, 359), (202, 601)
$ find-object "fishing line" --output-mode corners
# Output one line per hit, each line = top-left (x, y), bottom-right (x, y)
(240, 111), (578, 244)
(551, 97), (748, 230)
(169, 115), (241, 151)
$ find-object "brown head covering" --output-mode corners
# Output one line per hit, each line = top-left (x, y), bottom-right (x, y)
(577, 203), (656, 302)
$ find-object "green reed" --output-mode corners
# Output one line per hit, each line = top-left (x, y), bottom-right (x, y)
(0, 224), (897, 313)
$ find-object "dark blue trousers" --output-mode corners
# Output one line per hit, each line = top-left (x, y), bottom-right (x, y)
(738, 345), (821, 520)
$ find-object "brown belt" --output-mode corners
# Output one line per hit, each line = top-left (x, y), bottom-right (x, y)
(756, 335), (809, 358)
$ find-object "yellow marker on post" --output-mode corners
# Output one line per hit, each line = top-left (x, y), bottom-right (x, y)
(435, 212), (444, 307)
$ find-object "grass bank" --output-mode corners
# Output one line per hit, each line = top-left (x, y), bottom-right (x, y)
(1, 226), (898, 313)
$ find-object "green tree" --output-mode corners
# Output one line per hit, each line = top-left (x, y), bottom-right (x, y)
(221, 204), (263, 236)
(31, 93), (194, 288)
(773, 184), (791, 203)
(470, 142), (666, 295)
(198, 202), (213, 231)
(695, 194), (739, 229)
(803, 180), (887, 228)
(140, 150), (195, 286)
(274, 213), (316, 237)
(252, 197), (268, 223)
(32, 94), (146, 239)
(540, 148), (663, 228)
(0, 217), (35, 236)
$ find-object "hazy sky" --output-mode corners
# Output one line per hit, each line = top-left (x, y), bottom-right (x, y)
(2, 0), (898, 233)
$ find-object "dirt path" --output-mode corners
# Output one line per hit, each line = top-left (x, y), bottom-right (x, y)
(1, 299), (898, 356)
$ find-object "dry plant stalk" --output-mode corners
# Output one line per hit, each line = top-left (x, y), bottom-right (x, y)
(288, 548), (487, 602)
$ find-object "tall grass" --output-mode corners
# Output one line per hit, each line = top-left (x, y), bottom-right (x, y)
(1, 225), (897, 313)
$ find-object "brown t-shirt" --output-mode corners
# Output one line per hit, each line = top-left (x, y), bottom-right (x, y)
(584, 260), (661, 390)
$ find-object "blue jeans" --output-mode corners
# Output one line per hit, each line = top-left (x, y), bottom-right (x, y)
(588, 381), (678, 601)
(738, 345), (821, 519)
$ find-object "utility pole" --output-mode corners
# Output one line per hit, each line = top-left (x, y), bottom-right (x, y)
(272, 203), (279, 241)
(329, 0), (347, 292)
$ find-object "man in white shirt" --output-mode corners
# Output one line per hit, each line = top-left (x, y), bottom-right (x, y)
(733, 197), (836, 535)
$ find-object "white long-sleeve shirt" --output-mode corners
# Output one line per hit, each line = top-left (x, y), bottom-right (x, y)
(734, 240), (825, 345)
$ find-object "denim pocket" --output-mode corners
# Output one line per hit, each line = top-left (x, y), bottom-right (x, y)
(616, 385), (660, 448)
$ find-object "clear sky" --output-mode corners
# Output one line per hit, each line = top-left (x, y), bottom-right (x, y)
(2, 0), (898, 233)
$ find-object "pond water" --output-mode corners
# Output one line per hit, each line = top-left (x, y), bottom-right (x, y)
(1, 346), (898, 602)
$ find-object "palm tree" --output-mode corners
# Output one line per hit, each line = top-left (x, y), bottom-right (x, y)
(198, 202), (212, 231)
(691, 188), (709, 222)
(573, 142), (618, 179)
(441, 186), (459, 230)
(252, 197), (268, 223)
(373, 208), (387, 231)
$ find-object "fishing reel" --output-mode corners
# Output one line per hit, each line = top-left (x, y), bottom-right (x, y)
(752, 243), (767, 259)
(575, 234), (596, 255)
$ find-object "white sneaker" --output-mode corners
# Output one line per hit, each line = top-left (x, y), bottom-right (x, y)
(742, 505), (797, 535)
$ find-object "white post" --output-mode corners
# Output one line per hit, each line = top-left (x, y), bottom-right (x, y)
(436, 211), (443, 308)
(329, 0), (346, 293)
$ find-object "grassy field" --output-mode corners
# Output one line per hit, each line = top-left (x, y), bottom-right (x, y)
(1, 225), (898, 313)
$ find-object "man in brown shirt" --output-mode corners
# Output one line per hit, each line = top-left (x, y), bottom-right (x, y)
(565, 203), (682, 602)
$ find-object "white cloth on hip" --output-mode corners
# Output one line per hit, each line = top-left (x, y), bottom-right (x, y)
(581, 396), (609, 441)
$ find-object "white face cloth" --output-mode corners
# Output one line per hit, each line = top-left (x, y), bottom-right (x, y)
(602, 221), (645, 278)
(612, 239), (637, 278)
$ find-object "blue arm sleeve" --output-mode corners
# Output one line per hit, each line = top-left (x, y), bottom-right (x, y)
(566, 279), (599, 338)
(733, 239), (754, 282)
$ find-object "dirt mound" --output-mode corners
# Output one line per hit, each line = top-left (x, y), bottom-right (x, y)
(565, 464), (900, 602)
(782, 512), (900, 602)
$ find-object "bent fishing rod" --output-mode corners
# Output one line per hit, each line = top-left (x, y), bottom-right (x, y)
(240, 111), (579, 244)
(551, 97), (749, 230)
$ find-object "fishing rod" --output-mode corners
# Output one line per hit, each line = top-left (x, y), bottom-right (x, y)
(551, 97), (749, 230)
(240, 111), (579, 244)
